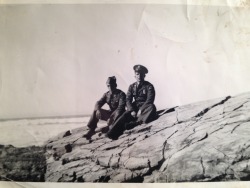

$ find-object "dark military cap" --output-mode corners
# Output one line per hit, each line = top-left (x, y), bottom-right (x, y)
(106, 76), (116, 85)
(133, 64), (148, 74)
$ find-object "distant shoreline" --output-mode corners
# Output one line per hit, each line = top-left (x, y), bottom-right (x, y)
(0, 116), (94, 147)
(0, 114), (91, 122)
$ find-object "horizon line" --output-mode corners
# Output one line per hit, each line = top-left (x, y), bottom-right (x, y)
(0, 114), (91, 122)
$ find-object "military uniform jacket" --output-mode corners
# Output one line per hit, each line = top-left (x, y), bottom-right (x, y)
(126, 81), (155, 112)
(95, 89), (126, 113)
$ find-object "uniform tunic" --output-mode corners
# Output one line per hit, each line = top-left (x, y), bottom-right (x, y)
(86, 89), (126, 130)
(127, 81), (155, 111)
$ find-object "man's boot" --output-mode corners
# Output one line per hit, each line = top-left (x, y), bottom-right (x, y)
(83, 129), (95, 140)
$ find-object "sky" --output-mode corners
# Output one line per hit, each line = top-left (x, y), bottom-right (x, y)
(1, 3), (250, 119)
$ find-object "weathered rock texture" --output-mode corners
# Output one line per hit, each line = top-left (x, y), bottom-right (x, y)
(44, 92), (250, 182)
(0, 145), (46, 181)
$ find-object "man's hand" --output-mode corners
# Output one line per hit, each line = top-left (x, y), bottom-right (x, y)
(96, 110), (102, 119)
(131, 111), (137, 118)
(137, 109), (142, 118)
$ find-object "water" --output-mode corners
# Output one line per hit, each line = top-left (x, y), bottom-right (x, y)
(0, 116), (92, 147)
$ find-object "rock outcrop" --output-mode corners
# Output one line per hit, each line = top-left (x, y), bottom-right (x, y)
(0, 145), (46, 182)
(44, 92), (250, 182)
(1, 92), (250, 182)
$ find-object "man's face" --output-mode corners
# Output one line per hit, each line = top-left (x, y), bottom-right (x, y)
(107, 83), (116, 92)
(134, 72), (145, 82)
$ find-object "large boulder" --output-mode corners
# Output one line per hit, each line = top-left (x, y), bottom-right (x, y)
(44, 92), (250, 182)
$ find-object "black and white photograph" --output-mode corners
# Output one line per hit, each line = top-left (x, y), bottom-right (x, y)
(1, 0), (250, 187)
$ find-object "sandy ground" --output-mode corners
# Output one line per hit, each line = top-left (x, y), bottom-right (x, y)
(0, 117), (106, 147)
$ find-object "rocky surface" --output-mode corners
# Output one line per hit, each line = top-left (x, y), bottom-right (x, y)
(0, 145), (46, 182)
(1, 92), (250, 182)
(44, 92), (250, 182)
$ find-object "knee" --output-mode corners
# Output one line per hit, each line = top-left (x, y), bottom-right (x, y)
(94, 109), (102, 120)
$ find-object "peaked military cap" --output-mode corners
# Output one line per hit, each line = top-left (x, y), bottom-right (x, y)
(106, 76), (116, 85)
(133, 64), (148, 74)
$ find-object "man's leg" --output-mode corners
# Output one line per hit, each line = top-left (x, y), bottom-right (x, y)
(106, 111), (134, 139)
(101, 110), (125, 133)
(84, 109), (111, 139)
(99, 109), (112, 121)
(86, 111), (98, 131)
(137, 104), (157, 123)
(116, 104), (157, 131)
(108, 110), (125, 126)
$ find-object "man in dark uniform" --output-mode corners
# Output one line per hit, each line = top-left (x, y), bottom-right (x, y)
(106, 65), (157, 139)
(83, 76), (126, 140)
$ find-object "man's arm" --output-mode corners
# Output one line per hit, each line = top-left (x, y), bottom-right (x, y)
(126, 85), (135, 112)
(94, 93), (106, 111)
(116, 92), (126, 112)
(140, 84), (155, 110)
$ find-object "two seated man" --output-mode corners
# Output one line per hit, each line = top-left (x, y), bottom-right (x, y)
(83, 64), (157, 140)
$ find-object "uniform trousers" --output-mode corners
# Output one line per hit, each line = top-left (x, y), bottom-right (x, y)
(86, 109), (124, 131)
(107, 103), (157, 139)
